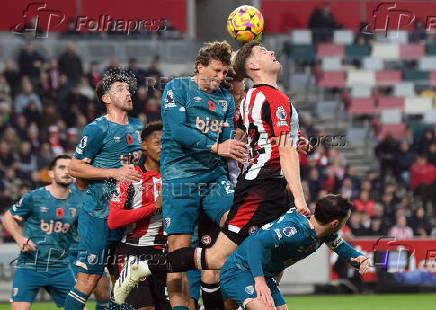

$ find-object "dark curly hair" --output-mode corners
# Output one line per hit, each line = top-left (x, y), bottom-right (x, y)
(194, 41), (233, 74)
(95, 68), (137, 104)
(141, 121), (163, 141)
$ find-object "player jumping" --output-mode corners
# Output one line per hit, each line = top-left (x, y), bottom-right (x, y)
(64, 69), (143, 310)
(220, 194), (370, 309)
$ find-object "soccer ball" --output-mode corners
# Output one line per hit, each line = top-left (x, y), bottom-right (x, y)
(227, 5), (264, 42)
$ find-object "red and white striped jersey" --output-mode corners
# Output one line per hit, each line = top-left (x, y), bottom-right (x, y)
(239, 84), (299, 181)
(110, 166), (166, 248)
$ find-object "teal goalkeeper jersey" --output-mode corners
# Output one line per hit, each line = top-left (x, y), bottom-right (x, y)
(74, 116), (143, 218)
(9, 187), (83, 270)
(161, 77), (236, 180)
(227, 209), (363, 278)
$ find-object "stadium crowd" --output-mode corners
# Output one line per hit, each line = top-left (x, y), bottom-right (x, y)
(0, 39), (435, 244)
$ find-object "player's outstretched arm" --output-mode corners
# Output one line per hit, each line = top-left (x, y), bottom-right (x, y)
(2, 210), (37, 252)
(69, 158), (141, 183)
(275, 134), (309, 216)
(325, 234), (369, 275)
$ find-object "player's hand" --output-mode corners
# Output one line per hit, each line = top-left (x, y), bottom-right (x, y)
(112, 164), (141, 182)
(294, 196), (310, 216)
(18, 236), (37, 252)
(254, 276), (275, 307)
(155, 195), (162, 210)
(211, 139), (249, 163)
(296, 136), (313, 155)
(351, 256), (370, 275)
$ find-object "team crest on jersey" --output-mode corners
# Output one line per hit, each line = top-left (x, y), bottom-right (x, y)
(165, 217), (171, 228)
(165, 90), (176, 108)
(126, 134), (134, 145)
(56, 208), (64, 218)
(69, 208), (77, 218)
(111, 184), (121, 202)
(114, 136), (121, 143)
(218, 100), (228, 112)
(283, 226), (297, 237)
(87, 253), (98, 264)
(194, 96), (202, 102)
(40, 206), (48, 213)
(201, 235), (212, 245)
(245, 285), (255, 295)
(248, 225), (258, 235)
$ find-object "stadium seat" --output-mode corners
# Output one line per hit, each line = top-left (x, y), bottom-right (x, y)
(402, 70), (430, 83)
(386, 30), (409, 44)
(377, 97), (405, 111)
(404, 97), (433, 115)
(346, 128), (368, 146)
(290, 30), (312, 44)
(400, 44), (426, 60)
(287, 45), (316, 60)
(345, 44), (371, 60)
(351, 85), (371, 97)
(347, 98), (377, 114)
(315, 101), (340, 119)
(377, 123), (406, 140)
(362, 58), (383, 70)
(333, 30), (354, 45)
(347, 70), (375, 86)
(380, 109), (402, 124)
(321, 57), (342, 71)
(317, 43), (344, 58)
(418, 57), (436, 71)
(375, 70), (402, 86)
(423, 110), (436, 124)
(426, 44), (436, 56)
(371, 43), (399, 59)
(317, 71), (346, 87)
(394, 83), (415, 97)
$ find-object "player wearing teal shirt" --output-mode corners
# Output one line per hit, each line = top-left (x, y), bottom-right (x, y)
(64, 69), (143, 310)
(2, 155), (79, 309)
(220, 195), (370, 309)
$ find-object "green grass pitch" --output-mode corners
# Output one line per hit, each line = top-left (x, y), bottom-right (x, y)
(1, 294), (435, 310)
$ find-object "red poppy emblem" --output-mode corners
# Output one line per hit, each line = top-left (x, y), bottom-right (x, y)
(56, 208), (64, 218)
(209, 100), (216, 111)
(126, 134), (134, 144)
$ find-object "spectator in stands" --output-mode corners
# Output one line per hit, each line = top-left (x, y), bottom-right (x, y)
(14, 76), (42, 114)
(339, 177), (358, 200)
(86, 61), (102, 88)
(360, 179), (378, 201)
(15, 141), (36, 180)
(36, 71), (52, 100)
(409, 207), (432, 236)
(159, 19), (183, 39)
(389, 216), (414, 239)
(3, 168), (23, 201)
(375, 134), (398, 181)
(132, 86), (148, 116)
(3, 60), (20, 97)
(380, 191), (396, 228)
(428, 142), (436, 166)
(354, 190), (376, 217)
(409, 18), (427, 43)
(349, 209), (367, 236)
(17, 41), (44, 82)
(344, 164), (361, 192)
(0, 74), (12, 105)
(104, 58), (120, 74)
(144, 96), (162, 122)
(0, 141), (15, 170)
(367, 216), (385, 236)
(14, 115), (28, 141)
(323, 165), (339, 193)
(48, 59), (60, 90)
(360, 210), (371, 231)
(77, 76), (94, 101)
(3, 127), (22, 154)
(128, 58), (146, 86)
(28, 125), (41, 154)
(410, 153), (436, 211)
(328, 147), (345, 179)
(414, 128), (434, 155)
(307, 167), (322, 201)
(144, 56), (163, 84)
(309, 144), (329, 168)
(58, 42), (83, 86)
(395, 140), (415, 186)
(23, 100), (42, 127)
(308, 3), (341, 43)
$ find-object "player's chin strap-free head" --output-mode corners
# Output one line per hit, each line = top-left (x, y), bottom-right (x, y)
(97, 67), (138, 104)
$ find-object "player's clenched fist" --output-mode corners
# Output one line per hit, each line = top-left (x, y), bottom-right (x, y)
(111, 164), (142, 182)
(211, 139), (249, 163)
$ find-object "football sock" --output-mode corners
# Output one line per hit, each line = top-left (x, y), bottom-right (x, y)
(201, 281), (224, 310)
(64, 287), (88, 310)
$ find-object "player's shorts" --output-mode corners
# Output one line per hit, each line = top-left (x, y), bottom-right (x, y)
(11, 267), (75, 306)
(162, 167), (234, 235)
(198, 209), (221, 248)
(220, 260), (285, 309)
(222, 178), (292, 245)
(113, 243), (170, 309)
(75, 208), (122, 275)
